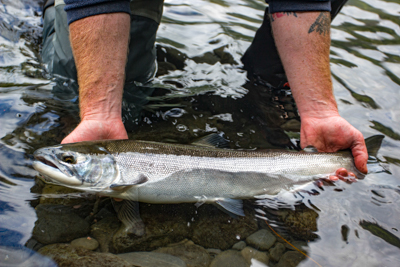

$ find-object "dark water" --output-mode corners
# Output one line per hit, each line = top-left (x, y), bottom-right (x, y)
(0, 0), (399, 266)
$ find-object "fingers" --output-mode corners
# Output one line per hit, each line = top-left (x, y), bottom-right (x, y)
(326, 168), (357, 184)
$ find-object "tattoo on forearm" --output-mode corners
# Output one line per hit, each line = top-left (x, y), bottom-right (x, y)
(269, 12), (297, 22)
(308, 12), (331, 35)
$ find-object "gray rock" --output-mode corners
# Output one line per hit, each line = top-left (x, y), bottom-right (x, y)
(285, 240), (308, 252)
(206, 248), (222, 255)
(91, 202), (257, 253)
(154, 239), (211, 267)
(70, 237), (99, 251)
(33, 204), (90, 244)
(117, 252), (186, 267)
(269, 242), (286, 262)
(209, 250), (248, 267)
(241, 247), (269, 266)
(90, 216), (120, 253)
(232, 241), (247, 251)
(279, 208), (319, 240)
(245, 229), (276, 251)
(38, 243), (131, 267)
(39, 184), (87, 206)
(191, 205), (257, 250)
(91, 203), (193, 253)
(276, 251), (306, 267)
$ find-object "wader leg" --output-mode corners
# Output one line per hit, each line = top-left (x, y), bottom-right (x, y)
(41, 0), (164, 119)
(241, 0), (349, 87)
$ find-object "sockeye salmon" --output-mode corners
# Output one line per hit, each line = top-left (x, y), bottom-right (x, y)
(32, 134), (384, 235)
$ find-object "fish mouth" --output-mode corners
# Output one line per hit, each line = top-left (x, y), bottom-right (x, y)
(32, 154), (82, 186)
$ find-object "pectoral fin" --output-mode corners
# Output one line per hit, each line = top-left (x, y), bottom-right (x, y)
(214, 198), (245, 218)
(110, 173), (148, 190)
(112, 199), (145, 237)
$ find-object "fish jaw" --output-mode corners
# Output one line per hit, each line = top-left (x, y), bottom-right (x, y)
(32, 160), (83, 186)
(33, 147), (83, 186)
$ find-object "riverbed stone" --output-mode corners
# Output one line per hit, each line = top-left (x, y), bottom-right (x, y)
(91, 202), (258, 253)
(278, 207), (319, 241)
(117, 252), (186, 267)
(245, 229), (276, 251)
(32, 204), (90, 244)
(38, 243), (131, 267)
(285, 240), (308, 252)
(39, 184), (86, 206)
(209, 250), (248, 267)
(191, 205), (257, 250)
(269, 242), (286, 262)
(154, 239), (211, 267)
(232, 241), (247, 250)
(206, 248), (222, 256)
(275, 251), (306, 267)
(91, 203), (194, 253)
(241, 246), (269, 266)
(70, 237), (99, 251)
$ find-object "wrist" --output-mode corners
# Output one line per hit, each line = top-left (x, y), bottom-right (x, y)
(299, 106), (340, 120)
(79, 83), (124, 122)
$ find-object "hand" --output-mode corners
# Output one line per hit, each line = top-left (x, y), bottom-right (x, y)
(300, 115), (368, 174)
(61, 118), (128, 144)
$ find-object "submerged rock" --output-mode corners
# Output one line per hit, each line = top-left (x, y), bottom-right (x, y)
(91, 202), (257, 253)
(38, 244), (131, 267)
(245, 229), (276, 251)
(232, 241), (247, 251)
(191, 205), (258, 250)
(70, 237), (99, 251)
(269, 242), (286, 262)
(117, 252), (186, 267)
(154, 239), (211, 267)
(209, 250), (248, 267)
(39, 184), (88, 206)
(275, 251), (306, 267)
(240, 246), (269, 266)
(32, 204), (90, 245)
(279, 208), (319, 241)
(91, 203), (193, 253)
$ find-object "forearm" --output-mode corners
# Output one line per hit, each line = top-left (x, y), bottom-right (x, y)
(69, 12), (130, 121)
(270, 11), (338, 119)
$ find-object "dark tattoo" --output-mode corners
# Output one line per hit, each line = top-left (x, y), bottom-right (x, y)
(269, 12), (298, 22)
(308, 12), (331, 35)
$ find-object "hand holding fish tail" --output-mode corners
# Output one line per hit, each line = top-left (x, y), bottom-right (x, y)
(61, 118), (128, 144)
(300, 115), (368, 174)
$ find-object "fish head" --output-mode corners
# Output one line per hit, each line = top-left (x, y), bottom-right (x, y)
(32, 143), (119, 190)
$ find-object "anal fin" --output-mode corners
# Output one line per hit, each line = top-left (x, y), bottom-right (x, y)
(112, 199), (145, 238)
(214, 198), (245, 218)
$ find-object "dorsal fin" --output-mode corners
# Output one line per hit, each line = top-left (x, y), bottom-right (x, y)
(303, 146), (318, 153)
(365, 135), (384, 158)
(191, 133), (230, 148)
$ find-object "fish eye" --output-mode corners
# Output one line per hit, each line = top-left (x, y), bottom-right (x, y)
(62, 155), (76, 164)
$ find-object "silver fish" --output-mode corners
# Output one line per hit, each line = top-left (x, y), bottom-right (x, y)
(32, 134), (383, 235)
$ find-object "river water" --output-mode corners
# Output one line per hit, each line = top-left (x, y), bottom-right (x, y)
(0, 0), (399, 266)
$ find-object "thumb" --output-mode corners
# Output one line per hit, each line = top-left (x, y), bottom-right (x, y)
(351, 139), (368, 174)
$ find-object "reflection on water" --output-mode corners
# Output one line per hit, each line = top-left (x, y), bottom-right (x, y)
(0, 0), (399, 266)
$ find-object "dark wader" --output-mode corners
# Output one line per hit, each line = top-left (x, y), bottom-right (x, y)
(241, 0), (348, 87)
(41, 0), (163, 122)
(41, 0), (347, 110)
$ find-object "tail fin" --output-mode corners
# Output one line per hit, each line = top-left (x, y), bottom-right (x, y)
(365, 135), (389, 174)
(365, 135), (384, 158)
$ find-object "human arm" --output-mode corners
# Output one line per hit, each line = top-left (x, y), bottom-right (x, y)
(61, 12), (130, 144)
(269, 11), (368, 173)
